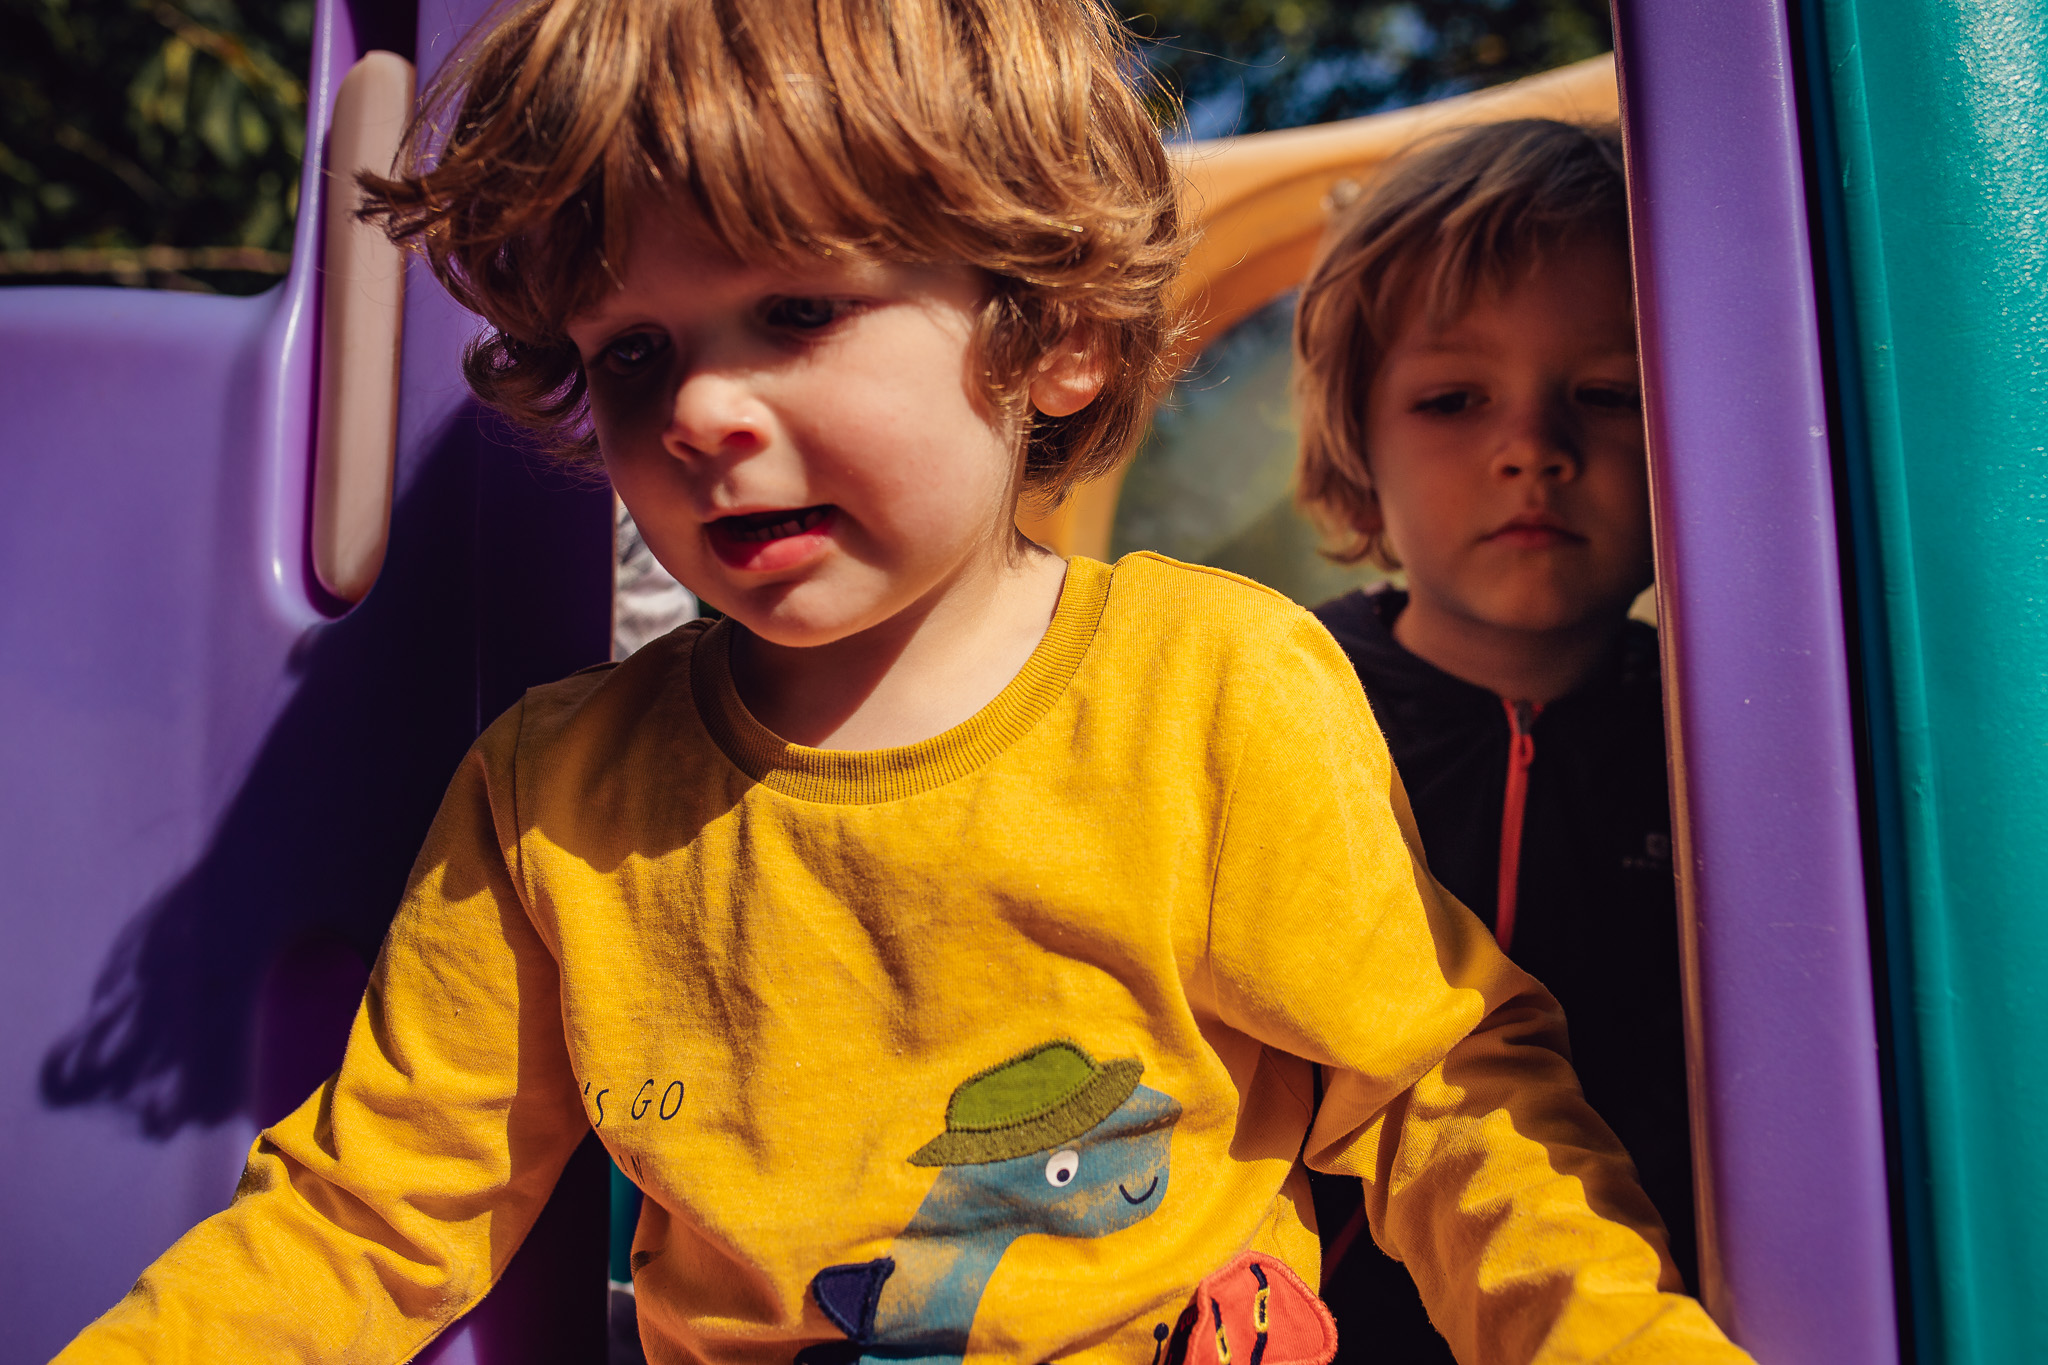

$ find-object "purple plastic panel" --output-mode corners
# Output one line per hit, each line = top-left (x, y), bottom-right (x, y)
(1610, 2), (1899, 1362)
(0, 284), (290, 1365)
(0, 0), (610, 1358)
(0, 5), (360, 1354)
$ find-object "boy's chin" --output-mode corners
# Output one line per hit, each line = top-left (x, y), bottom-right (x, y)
(1461, 584), (1645, 638)
(717, 592), (894, 653)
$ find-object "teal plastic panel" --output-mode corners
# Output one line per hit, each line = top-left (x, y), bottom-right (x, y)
(1806, 2), (2048, 1360)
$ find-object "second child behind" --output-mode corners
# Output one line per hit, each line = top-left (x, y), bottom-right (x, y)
(1293, 122), (1694, 1359)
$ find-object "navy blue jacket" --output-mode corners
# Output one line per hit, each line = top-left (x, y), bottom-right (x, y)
(1308, 587), (1694, 1362)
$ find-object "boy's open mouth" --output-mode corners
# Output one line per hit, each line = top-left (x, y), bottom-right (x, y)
(717, 505), (834, 543)
(707, 504), (837, 570)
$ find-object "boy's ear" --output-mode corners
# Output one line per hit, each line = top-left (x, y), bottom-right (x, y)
(1028, 332), (1108, 418)
(1353, 485), (1386, 543)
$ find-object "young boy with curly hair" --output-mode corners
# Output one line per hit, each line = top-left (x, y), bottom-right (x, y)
(59, 9), (1743, 1364)
(1293, 121), (1695, 1362)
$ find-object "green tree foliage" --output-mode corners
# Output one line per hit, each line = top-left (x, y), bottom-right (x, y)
(0, 0), (312, 291)
(1114, 0), (1610, 135)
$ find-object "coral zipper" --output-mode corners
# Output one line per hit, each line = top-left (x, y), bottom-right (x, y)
(1495, 698), (1541, 953)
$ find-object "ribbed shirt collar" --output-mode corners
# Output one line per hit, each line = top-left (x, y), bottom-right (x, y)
(690, 556), (1113, 804)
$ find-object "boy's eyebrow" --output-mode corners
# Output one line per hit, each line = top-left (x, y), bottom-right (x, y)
(1392, 336), (1639, 363)
(1387, 334), (1514, 362)
(563, 297), (640, 338)
(1400, 337), (1491, 357)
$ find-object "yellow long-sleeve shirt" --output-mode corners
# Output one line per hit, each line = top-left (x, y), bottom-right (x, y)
(58, 554), (1750, 1365)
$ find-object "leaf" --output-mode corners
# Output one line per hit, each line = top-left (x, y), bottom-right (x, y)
(197, 72), (239, 166)
(237, 94), (267, 156)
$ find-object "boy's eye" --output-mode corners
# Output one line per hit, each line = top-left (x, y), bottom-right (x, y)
(597, 332), (668, 376)
(1577, 384), (1642, 412)
(1413, 390), (1477, 416)
(763, 296), (851, 331)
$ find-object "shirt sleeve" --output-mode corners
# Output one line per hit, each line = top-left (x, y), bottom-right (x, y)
(1201, 610), (1751, 1365)
(56, 699), (593, 1364)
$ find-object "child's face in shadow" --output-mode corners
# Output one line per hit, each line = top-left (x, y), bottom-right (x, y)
(567, 204), (1044, 650)
(1363, 238), (1652, 643)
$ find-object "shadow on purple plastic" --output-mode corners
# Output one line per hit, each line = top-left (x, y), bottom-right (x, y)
(37, 408), (607, 1135)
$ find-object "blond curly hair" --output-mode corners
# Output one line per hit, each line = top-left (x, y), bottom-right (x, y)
(362, 0), (1189, 501)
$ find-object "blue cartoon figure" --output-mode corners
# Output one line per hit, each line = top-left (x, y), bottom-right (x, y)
(804, 1041), (1182, 1364)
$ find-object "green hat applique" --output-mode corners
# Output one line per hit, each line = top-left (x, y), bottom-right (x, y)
(909, 1040), (1144, 1168)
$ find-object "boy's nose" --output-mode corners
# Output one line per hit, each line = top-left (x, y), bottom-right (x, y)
(1494, 403), (1580, 481)
(662, 368), (768, 462)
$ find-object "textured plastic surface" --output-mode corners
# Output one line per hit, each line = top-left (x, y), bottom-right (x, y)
(1611, 2), (1899, 1361)
(0, 0), (610, 1359)
(1805, 2), (2048, 1360)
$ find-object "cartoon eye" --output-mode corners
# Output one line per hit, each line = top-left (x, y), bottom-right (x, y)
(1044, 1149), (1080, 1187)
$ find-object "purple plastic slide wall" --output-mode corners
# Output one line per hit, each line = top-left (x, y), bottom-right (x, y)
(1611, 2), (1898, 1361)
(0, 0), (611, 1359)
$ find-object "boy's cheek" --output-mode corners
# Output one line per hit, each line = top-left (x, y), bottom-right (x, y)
(587, 361), (691, 437)
(587, 391), (663, 450)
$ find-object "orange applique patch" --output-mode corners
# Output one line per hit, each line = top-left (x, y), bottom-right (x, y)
(1163, 1251), (1337, 1365)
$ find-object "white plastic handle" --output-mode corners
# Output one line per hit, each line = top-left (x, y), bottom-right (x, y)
(312, 50), (416, 605)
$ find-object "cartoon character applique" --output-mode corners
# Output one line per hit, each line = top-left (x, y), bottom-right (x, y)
(802, 1041), (1182, 1365)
